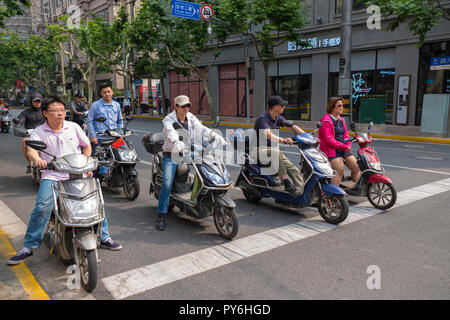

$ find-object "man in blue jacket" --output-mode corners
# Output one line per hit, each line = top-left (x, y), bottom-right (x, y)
(87, 82), (123, 148)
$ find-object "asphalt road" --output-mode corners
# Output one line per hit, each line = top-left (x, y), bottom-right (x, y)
(1, 111), (449, 300)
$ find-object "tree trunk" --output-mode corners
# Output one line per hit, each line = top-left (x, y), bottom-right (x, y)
(198, 70), (216, 121)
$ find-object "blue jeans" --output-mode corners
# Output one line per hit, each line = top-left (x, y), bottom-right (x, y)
(24, 179), (110, 248)
(157, 156), (178, 215)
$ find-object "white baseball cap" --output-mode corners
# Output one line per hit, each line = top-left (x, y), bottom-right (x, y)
(174, 95), (191, 107)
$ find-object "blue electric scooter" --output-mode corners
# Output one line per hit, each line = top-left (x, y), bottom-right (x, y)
(231, 122), (349, 224)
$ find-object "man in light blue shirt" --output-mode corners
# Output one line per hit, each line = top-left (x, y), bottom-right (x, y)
(87, 82), (123, 146)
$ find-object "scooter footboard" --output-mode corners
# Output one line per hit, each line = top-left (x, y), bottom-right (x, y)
(321, 183), (346, 196)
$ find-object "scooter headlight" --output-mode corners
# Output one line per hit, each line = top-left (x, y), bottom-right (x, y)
(63, 194), (99, 221)
(200, 165), (225, 185)
(117, 148), (137, 161)
(369, 162), (382, 171)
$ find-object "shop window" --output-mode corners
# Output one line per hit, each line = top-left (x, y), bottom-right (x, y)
(335, 0), (366, 14)
(169, 69), (209, 115)
(416, 41), (450, 126)
(329, 69), (394, 123)
(219, 64), (253, 117)
(270, 74), (312, 120)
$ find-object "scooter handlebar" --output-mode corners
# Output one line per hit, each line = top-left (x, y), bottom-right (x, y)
(31, 163), (54, 171)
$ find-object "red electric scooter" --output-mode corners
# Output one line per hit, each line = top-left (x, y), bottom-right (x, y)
(341, 121), (397, 210)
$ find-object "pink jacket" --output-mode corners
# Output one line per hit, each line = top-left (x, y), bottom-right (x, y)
(318, 113), (351, 158)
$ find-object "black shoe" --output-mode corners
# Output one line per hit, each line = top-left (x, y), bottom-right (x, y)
(346, 184), (362, 196)
(283, 179), (297, 193)
(7, 248), (33, 265)
(26, 165), (31, 174)
(156, 214), (166, 231)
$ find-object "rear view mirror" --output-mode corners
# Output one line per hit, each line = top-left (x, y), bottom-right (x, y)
(12, 118), (19, 125)
(350, 122), (356, 132)
(125, 116), (134, 122)
(281, 120), (294, 128)
(25, 140), (47, 151)
(13, 126), (28, 137)
(316, 121), (322, 129)
(368, 121), (373, 130)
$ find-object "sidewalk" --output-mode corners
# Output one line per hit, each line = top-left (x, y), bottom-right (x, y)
(131, 111), (450, 145)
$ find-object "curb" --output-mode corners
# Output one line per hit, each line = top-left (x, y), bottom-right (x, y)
(131, 114), (450, 145)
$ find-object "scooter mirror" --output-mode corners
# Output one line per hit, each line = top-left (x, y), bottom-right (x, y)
(12, 118), (19, 125)
(368, 121), (373, 130)
(350, 122), (356, 132)
(316, 121), (322, 129)
(25, 140), (47, 151)
(125, 115), (134, 122)
(13, 126), (28, 137)
(281, 120), (294, 128)
(96, 117), (106, 123)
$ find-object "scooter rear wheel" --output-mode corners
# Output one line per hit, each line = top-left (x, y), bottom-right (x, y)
(213, 205), (239, 240)
(318, 194), (349, 224)
(367, 182), (397, 210)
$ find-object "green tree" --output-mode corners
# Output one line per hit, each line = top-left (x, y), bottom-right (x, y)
(363, 0), (450, 46)
(219, 0), (307, 104)
(130, 0), (232, 119)
(0, 31), (57, 94)
(46, 15), (111, 103)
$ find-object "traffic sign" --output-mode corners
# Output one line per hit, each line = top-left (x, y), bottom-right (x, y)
(200, 4), (213, 21)
(171, 0), (200, 21)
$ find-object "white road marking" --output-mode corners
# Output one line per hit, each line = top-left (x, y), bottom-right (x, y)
(101, 177), (450, 300)
(0, 199), (96, 300)
(382, 164), (450, 176)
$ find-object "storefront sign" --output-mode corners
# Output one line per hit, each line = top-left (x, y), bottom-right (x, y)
(430, 56), (450, 70)
(288, 36), (341, 52)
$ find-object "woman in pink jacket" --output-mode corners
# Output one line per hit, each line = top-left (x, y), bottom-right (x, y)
(319, 97), (360, 186)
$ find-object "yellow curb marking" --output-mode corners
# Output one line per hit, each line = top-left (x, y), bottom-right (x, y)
(0, 226), (50, 300)
(130, 115), (450, 145)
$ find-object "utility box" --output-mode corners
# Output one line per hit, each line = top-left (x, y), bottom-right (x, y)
(360, 97), (386, 124)
(420, 94), (450, 136)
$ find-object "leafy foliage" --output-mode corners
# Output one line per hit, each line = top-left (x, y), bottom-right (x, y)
(364, 0), (450, 46)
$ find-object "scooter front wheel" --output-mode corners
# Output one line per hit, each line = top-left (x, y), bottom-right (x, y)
(367, 182), (397, 210)
(318, 194), (349, 224)
(123, 176), (140, 200)
(213, 205), (239, 240)
(79, 248), (98, 292)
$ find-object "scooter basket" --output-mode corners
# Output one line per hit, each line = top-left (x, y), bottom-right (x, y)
(142, 132), (164, 154)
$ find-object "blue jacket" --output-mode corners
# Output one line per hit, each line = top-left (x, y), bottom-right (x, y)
(87, 98), (123, 139)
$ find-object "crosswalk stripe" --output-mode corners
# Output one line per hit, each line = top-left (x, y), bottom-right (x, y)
(101, 177), (450, 300)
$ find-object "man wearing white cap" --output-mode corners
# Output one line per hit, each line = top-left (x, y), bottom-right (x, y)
(155, 95), (226, 231)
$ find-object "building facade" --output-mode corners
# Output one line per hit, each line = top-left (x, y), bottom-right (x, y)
(165, 0), (450, 127)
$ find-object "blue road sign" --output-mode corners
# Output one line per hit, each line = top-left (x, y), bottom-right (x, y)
(171, 0), (200, 20)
